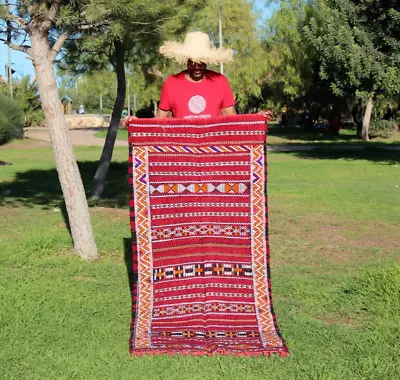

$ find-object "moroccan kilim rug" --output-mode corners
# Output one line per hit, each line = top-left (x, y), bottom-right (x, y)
(128, 114), (288, 357)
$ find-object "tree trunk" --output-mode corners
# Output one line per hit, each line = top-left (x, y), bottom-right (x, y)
(30, 31), (98, 261)
(352, 103), (363, 136)
(91, 39), (126, 199)
(361, 97), (374, 142)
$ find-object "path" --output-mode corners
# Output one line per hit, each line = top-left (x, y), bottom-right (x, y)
(25, 127), (127, 147)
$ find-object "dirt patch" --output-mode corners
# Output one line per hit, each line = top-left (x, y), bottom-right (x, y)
(92, 206), (128, 221)
(270, 213), (400, 268)
(316, 313), (364, 328)
(73, 275), (97, 282)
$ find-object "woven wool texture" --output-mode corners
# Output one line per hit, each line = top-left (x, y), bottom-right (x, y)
(128, 114), (288, 356)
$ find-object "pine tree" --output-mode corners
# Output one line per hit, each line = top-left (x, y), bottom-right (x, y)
(0, 0), (108, 260)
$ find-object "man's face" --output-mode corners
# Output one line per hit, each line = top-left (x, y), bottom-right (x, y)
(187, 60), (207, 81)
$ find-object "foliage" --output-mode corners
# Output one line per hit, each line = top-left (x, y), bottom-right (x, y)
(0, 93), (23, 144)
(305, 0), (400, 99)
(58, 71), (118, 113)
(60, 0), (207, 99)
(60, 0), (268, 113)
(0, 76), (43, 127)
(187, 0), (268, 112)
(369, 119), (397, 138)
(304, 0), (400, 119)
(261, 0), (313, 108)
(260, 0), (355, 121)
(260, 0), (400, 135)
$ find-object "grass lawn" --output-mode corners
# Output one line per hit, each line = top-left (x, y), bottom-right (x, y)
(94, 123), (400, 147)
(0, 139), (399, 379)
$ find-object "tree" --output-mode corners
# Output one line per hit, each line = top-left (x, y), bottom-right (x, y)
(305, 0), (400, 141)
(58, 71), (118, 113)
(262, 1), (311, 103)
(259, 0), (318, 116)
(187, 0), (268, 112)
(61, 0), (206, 199)
(0, 0), (102, 260)
(261, 0), (356, 123)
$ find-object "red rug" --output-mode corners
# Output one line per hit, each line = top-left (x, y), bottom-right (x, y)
(128, 114), (288, 356)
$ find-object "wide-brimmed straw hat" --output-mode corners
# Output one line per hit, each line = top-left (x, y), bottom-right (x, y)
(159, 31), (233, 65)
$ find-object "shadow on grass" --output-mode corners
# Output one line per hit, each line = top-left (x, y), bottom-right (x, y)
(277, 147), (400, 164)
(1, 148), (399, 211)
(0, 160), (129, 209)
(123, 237), (136, 298)
(270, 126), (349, 141)
(123, 236), (137, 344)
(267, 124), (359, 143)
(267, 124), (400, 147)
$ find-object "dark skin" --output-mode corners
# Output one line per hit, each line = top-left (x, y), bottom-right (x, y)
(185, 59), (207, 82)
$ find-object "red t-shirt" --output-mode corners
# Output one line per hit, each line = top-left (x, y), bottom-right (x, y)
(158, 70), (236, 119)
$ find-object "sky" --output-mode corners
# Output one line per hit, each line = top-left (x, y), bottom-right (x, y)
(0, 0), (274, 81)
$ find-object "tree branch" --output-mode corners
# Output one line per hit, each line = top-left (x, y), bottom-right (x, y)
(47, 0), (62, 24)
(77, 21), (109, 31)
(0, 38), (32, 56)
(50, 31), (69, 61)
(129, 16), (174, 25)
(7, 12), (29, 31)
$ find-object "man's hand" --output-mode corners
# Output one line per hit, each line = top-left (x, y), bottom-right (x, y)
(122, 116), (138, 128)
(258, 110), (273, 122)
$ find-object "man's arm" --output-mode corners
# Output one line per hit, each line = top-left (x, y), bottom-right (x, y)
(155, 108), (170, 118)
(221, 106), (237, 116)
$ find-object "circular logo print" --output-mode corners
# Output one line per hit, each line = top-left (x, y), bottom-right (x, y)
(188, 95), (206, 114)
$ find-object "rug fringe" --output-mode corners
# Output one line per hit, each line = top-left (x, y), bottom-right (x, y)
(129, 348), (289, 358)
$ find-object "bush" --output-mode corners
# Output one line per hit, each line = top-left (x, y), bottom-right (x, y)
(369, 119), (398, 138)
(0, 93), (24, 145)
(23, 108), (45, 128)
(1, 76), (44, 128)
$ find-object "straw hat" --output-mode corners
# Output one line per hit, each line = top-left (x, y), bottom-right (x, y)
(159, 31), (233, 65)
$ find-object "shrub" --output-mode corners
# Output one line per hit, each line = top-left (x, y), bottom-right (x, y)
(23, 108), (45, 128)
(0, 93), (24, 145)
(369, 119), (397, 138)
(1, 76), (44, 128)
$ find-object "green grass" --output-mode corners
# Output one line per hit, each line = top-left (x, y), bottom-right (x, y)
(1, 140), (399, 379)
(95, 128), (128, 141)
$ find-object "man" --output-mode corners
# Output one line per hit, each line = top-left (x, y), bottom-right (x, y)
(156, 59), (236, 119)
(125, 31), (270, 122)
(156, 31), (271, 120)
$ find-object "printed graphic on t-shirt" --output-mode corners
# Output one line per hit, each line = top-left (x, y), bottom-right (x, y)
(185, 94), (211, 118)
(188, 95), (206, 114)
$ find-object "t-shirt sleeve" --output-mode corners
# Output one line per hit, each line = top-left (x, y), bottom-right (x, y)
(220, 76), (236, 109)
(158, 78), (171, 111)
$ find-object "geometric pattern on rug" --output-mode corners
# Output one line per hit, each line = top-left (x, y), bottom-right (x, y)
(128, 114), (288, 356)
